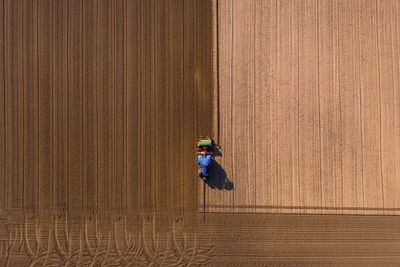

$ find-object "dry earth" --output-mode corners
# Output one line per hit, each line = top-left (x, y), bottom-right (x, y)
(206, 0), (400, 215)
(1, 0), (400, 265)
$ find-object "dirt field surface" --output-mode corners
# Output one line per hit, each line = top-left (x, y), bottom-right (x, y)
(2, 213), (400, 265)
(207, 0), (400, 215)
(0, 0), (213, 220)
(1, 0), (400, 265)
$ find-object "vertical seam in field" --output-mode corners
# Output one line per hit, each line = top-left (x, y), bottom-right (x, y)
(182, 0), (185, 212)
(330, 0), (333, 210)
(21, 0), (25, 211)
(247, 0), (251, 211)
(389, 0), (397, 207)
(17, 2), (25, 209)
(170, 0), (173, 213)
(37, 0), (41, 213)
(15, 0), (19, 209)
(316, 0), (323, 210)
(149, 0), (156, 215)
(123, 0), (129, 215)
(230, 0), (234, 212)
(51, 0), (55, 212)
(297, 0), (300, 211)
(2, 0), (6, 210)
(357, 0), (365, 208)
(261, 0), (266, 212)
(11, 0), (15, 209)
(65, 0), (70, 216)
(95, 0), (99, 216)
(331, 0), (334, 209)
(253, 0), (257, 210)
(195, 0), (198, 148)
(389, 0), (397, 212)
(375, 0), (384, 209)
(386, 0), (395, 213)
(153, 0), (157, 213)
(216, 0), (220, 144)
(112, 0), (116, 216)
(275, 0), (279, 207)
(4, 1), (7, 208)
(195, 0), (200, 213)
(290, 0), (294, 208)
(138, 0), (142, 213)
(398, 0), (400, 210)
(336, 0), (344, 212)
(153, 0), (156, 213)
(81, 0), (85, 214)
(393, 0), (399, 208)
(168, 0), (172, 214)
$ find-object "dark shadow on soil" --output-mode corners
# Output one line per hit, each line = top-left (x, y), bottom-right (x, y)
(204, 161), (234, 190)
(202, 144), (234, 190)
(212, 144), (223, 157)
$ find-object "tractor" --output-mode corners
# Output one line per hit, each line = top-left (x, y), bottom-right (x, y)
(197, 137), (214, 181)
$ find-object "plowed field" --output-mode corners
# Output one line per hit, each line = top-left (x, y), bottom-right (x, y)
(1, 0), (400, 265)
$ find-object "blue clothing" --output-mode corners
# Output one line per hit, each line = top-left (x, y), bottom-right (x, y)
(198, 155), (212, 176)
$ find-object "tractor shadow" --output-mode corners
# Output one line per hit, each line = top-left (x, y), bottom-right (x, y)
(203, 145), (234, 190)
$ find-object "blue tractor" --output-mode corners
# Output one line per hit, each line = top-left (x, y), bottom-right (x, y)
(197, 137), (214, 181)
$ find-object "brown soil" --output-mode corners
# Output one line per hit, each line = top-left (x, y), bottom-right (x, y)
(208, 0), (400, 216)
(1, 0), (400, 265)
